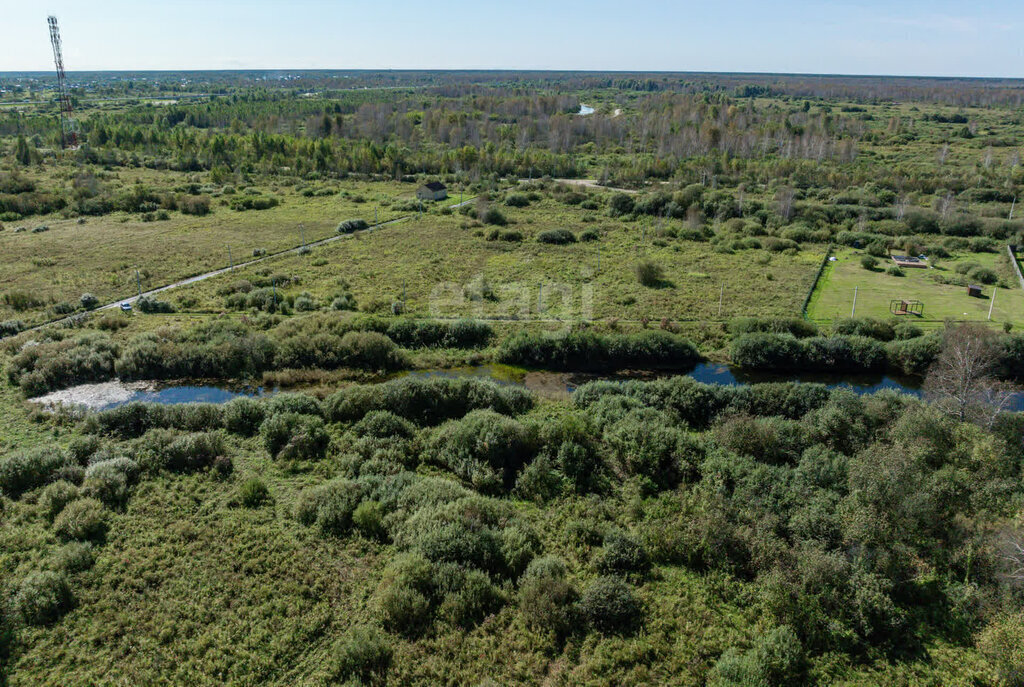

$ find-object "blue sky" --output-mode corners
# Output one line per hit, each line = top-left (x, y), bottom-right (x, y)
(4, 0), (1022, 77)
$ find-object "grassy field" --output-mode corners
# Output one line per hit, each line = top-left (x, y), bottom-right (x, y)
(0, 173), (420, 324)
(807, 247), (1024, 327)
(163, 193), (826, 324)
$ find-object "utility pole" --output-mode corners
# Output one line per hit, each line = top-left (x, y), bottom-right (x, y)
(1010, 197), (1017, 221)
(988, 288), (996, 321)
(47, 16), (77, 150)
(135, 269), (142, 298)
(227, 245), (232, 269)
(851, 286), (858, 317)
(718, 284), (724, 317)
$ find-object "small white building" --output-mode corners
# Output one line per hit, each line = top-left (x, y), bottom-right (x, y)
(416, 181), (448, 201)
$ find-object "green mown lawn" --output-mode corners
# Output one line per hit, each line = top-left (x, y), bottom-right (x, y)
(807, 247), (1024, 328)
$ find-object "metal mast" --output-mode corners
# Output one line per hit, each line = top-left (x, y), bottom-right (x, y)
(47, 16), (77, 150)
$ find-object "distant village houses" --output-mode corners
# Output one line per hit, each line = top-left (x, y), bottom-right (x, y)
(416, 181), (448, 201)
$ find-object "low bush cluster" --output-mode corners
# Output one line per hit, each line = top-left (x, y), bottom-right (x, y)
(727, 317), (818, 338)
(537, 228), (576, 244)
(324, 376), (533, 425)
(337, 218), (369, 233)
(116, 321), (274, 381)
(498, 330), (700, 371)
(730, 333), (886, 372)
(7, 333), (119, 396)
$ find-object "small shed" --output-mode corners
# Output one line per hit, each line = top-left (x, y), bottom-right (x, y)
(967, 284), (983, 298)
(416, 181), (448, 201)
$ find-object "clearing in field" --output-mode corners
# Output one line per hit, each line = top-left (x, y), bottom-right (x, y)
(807, 247), (1024, 327)
(166, 194), (827, 323)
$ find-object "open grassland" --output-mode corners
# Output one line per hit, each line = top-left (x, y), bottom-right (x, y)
(807, 247), (1024, 327)
(0, 174), (419, 324)
(167, 193), (825, 324)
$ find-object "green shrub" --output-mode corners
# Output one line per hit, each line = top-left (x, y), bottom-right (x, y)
(296, 478), (362, 536)
(498, 330), (698, 371)
(968, 266), (998, 285)
(427, 410), (536, 492)
(578, 576), (643, 635)
(537, 229), (576, 244)
(275, 329), (407, 371)
(0, 319), (24, 338)
(229, 195), (279, 211)
(832, 318), (895, 341)
(261, 413), (329, 460)
(886, 333), (941, 375)
(158, 432), (226, 473)
(709, 625), (805, 687)
(379, 583), (432, 637)
(136, 296), (175, 313)
(513, 453), (566, 503)
(238, 477), (270, 507)
(80, 292), (99, 309)
(499, 523), (541, 579)
(337, 218), (369, 233)
(730, 333), (885, 372)
(886, 265), (904, 277)
(265, 393), (322, 418)
(222, 397), (266, 436)
(519, 556), (577, 638)
(0, 448), (77, 499)
(353, 410), (417, 440)
(892, 322), (923, 340)
(324, 377), (533, 425)
(352, 500), (387, 540)
(7, 333), (119, 396)
(504, 193), (530, 207)
(53, 498), (108, 541)
(727, 317), (818, 338)
(713, 415), (809, 465)
(39, 480), (81, 521)
(385, 318), (493, 349)
(597, 533), (651, 576)
(436, 567), (503, 628)
(604, 411), (697, 489)
(635, 259), (664, 286)
(115, 323), (274, 380)
(14, 571), (74, 626)
(332, 293), (358, 311)
(481, 207), (507, 225)
(53, 541), (95, 574)
(330, 626), (392, 685)
(165, 403), (224, 432)
(83, 403), (164, 438)
(82, 457), (138, 507)
(860, 255), (879, 270)
(580, 229), (600, 242)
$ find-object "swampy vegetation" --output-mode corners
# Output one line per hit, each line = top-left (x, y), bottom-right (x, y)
(2, 70), (1024, 685)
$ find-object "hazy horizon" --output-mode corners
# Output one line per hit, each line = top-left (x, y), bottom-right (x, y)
(4, 0), (1022, 78)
